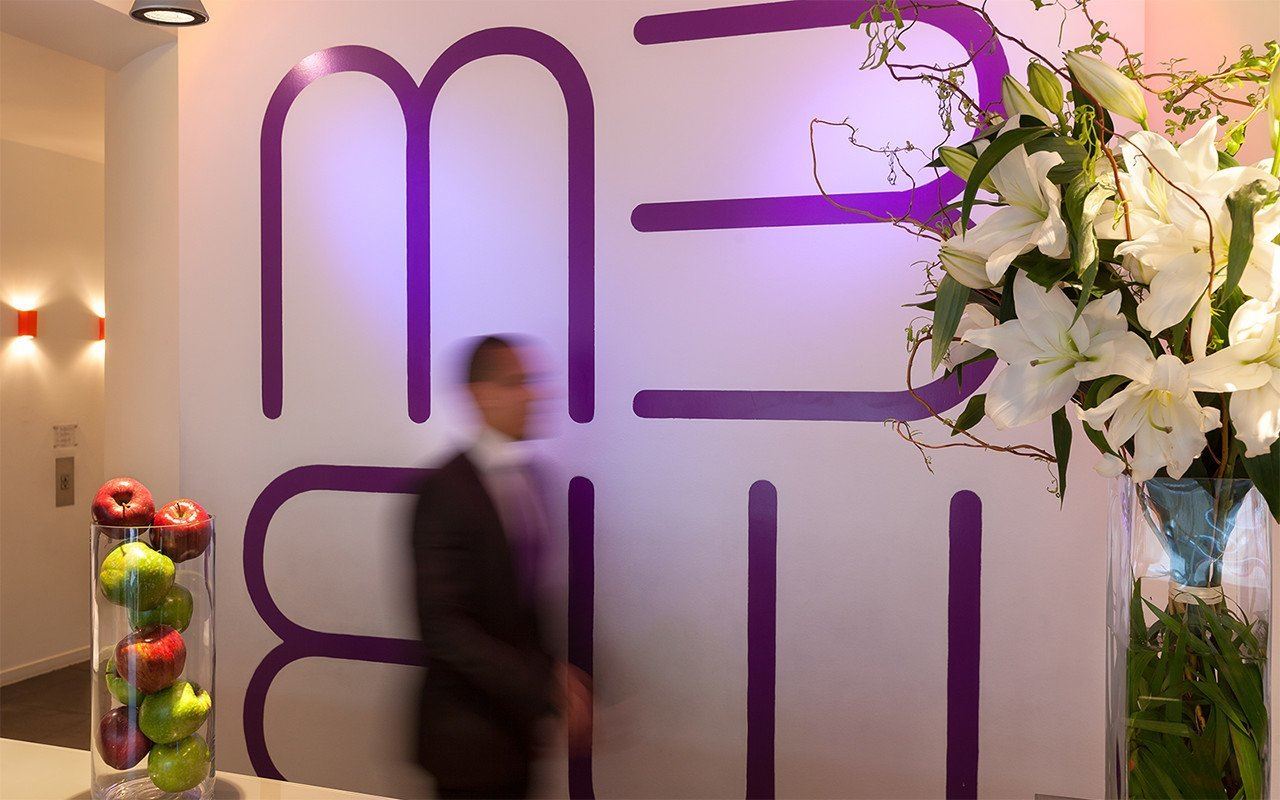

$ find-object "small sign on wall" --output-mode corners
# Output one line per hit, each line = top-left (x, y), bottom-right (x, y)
(53, 424), (78, 449)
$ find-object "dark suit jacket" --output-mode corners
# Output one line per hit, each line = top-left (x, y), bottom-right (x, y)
(411, 451), (555, 790)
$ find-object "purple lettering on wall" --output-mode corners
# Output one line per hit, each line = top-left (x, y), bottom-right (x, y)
(947, 490), (982, 799)
(747, 481), (778, 799)
(568, 476), (595, 799)
(242, 465), (431, 780)
(260, 29), (596, 424)
(630, 0), (1007, 232)
(626, 0), (1006, 423)
(633, 365), (993, 423)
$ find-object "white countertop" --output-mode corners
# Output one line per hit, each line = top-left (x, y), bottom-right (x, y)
(0, 739), (391, 800)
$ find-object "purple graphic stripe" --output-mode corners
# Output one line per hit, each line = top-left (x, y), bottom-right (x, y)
(946, 490), (982, 799)
(630, 0), (1008, 233)
(243, 464), (431, 780)
(633, 359), (994, 422)
(261, 30), (596, 424)
(747, 481), (778, 799)
(568, 477), (595, 799)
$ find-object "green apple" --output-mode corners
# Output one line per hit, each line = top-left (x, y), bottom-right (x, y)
(129, 584), (193, 632)
(102, 656), (145, 706)
(99, 542), (174, 611)
(139, 680), (211, 743)
(147, 733), (211, 793)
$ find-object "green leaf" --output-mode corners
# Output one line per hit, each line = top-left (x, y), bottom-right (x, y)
(1221, 180), (1272, 298)
(1051, 408), (1072, 502)
(1064, 170), (1109, 321)
(1230, 723), (1264, 799)
(1242, 440), (1279, 524)
(930, 275), (971, 372)
(1190, 680), (1247, 731)
(1012, 250), (1072, 288)
(950, 394), (986, 436)
(997, 266), (1019, 322)
(960, 126), (1051, 230)
(1128, 718), (1194, 737)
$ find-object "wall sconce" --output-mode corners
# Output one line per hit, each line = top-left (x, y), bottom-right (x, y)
(17, 310), (37, 338)
(98, 317), (106, 341)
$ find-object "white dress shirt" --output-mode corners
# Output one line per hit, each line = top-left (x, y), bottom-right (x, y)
(468, 427), (549, 601)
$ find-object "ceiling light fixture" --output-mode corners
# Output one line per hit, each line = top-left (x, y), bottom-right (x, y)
(129, 0), (209, 26)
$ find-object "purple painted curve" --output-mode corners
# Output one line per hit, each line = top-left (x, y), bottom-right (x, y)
(243, 464), (431, 780)
(261, 30), (596, 424)
(633, 358), (994, 422)
(946, 490), (982, 799)
(747, 481), (778, 799)
(567, 476), (595, 799)
(630, 0), (1009, 232)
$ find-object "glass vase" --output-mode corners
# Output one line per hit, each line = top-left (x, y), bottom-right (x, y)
(91, 516), (215, 800)
(1107, 477), (1272, 799)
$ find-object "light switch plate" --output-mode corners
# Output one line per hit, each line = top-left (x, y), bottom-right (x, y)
(55, 457), (74, 507)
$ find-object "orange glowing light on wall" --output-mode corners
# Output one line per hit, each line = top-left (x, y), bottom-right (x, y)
(17, 310), (37, 338)
(98, 317), (106, 341)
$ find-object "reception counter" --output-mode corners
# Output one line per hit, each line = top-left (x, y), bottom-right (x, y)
(0, 739), (390, 800)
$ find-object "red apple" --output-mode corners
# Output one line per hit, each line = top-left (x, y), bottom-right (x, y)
(115, 625), (186, 695)
(98, 706), (152, 770)
(93, 477), (156, 535)
(151, 499), (212, 562)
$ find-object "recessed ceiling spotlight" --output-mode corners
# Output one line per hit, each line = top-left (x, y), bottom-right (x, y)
(129, 0), (209, 26)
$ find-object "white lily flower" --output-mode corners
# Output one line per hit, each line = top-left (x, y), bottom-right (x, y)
(946, 303), (998, 368)
(1078, 354), (1223, 481)
(1065, 51), (1149, 126)
(1094, 453), (1128, 477)
(1192, 300), (1280, 456)
(961, 273), (1151, 429)
(1094, 122), (1223, 285)
(1002, 75), (1055, 126)
(1121, 120), (1219, 220)
(1117, 167), (1280, 346)
(960, 141), (1069, 283)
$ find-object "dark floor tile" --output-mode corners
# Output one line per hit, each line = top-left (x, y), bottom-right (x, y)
(0, 661), (93, 749)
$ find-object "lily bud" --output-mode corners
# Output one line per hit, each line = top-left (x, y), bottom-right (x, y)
(1002, 75), (1054, 125)
(1026, 62), (1064, 115)
(1065, 51), (1148, 126)
(939, 146), (977, 181)
(939, 242), (997, 290)
(939, 145), (996, 193)
(1270, 60), (1280, 124)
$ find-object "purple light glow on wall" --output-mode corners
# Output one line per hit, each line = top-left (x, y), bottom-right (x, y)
(260, 30), (595, 425)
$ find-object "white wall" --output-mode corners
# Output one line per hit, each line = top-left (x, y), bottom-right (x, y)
(0, 33), (106, 684)
(175, 2), (1145, 798)
(104, 42), (179, 503)
(1143, 0), (1280, 165)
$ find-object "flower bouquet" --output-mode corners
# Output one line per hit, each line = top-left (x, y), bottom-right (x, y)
(839, 2), (1280, 796)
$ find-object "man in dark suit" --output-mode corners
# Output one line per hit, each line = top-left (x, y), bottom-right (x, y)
(411, 336), (590, 799)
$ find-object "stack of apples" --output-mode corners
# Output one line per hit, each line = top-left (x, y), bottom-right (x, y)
(92, 476), (214, 793)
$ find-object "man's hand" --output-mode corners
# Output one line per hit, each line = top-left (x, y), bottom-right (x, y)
(556, 662), (593, 756)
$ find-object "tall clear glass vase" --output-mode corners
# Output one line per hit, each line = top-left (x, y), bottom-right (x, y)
(91, 516), (215, 800)
(1107, 478), (1272, 799)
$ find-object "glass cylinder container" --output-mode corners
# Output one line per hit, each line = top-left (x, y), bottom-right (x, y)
(1107, 478), (1272, 799)
(91, 516), (215, 800)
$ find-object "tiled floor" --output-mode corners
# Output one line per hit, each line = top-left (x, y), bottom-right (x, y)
(0, 661), (91, 749)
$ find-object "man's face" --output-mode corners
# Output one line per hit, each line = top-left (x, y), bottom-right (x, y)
(469, 345), (541, 440)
